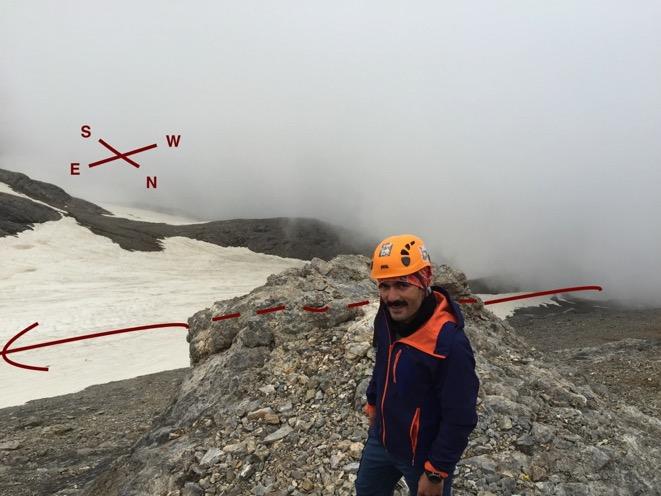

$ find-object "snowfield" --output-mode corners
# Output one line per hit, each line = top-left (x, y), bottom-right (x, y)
(0, 200), (305, 408)
(0, 184), (568, 408)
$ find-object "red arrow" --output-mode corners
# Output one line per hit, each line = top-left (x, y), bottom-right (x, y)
(2, 285), (602, 372)
(2, 322), (189, 371)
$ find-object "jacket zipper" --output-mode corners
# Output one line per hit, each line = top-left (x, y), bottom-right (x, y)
(392, 349), (402, 383)
(409, 407), (421, 465)
(380, 313), (394, 447)
(380, 342), (394, 446)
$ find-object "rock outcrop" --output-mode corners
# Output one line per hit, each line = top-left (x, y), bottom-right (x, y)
(0, 192), (62, 236)
(79, 257), (660, 496)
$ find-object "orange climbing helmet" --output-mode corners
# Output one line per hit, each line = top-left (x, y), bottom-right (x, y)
(370, 234), (432, 280)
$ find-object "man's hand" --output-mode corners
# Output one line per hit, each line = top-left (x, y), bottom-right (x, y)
(417, 473), (444, 496)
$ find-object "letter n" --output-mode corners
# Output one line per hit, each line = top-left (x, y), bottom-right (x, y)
(146, 176), (157, 189)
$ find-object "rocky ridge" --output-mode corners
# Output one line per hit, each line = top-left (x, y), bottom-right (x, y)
(0, 167), (374, 260)
(77, 256), (660, 496)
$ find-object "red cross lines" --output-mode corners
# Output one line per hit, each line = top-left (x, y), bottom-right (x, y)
(88, 139), (158, 169)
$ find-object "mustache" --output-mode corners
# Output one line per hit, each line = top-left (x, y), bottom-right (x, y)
(387, 301), (407, 308)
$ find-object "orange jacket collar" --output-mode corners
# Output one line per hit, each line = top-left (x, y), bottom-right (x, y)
(395, 290), (456, 359)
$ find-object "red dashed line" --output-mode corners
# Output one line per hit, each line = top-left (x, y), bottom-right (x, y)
(256, 305), (286, 315)
(213, 301), (370, 320)
(212, 312), (241, 322)
(302, 305), (330, 313)
(347, 300), (370, 308)
(209, 287), (604, 320)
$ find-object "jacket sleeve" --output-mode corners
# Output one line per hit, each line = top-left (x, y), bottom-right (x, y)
(425, 330), (479, 476)
(365, 376), (377, 408)
(365, 323), (378, 407)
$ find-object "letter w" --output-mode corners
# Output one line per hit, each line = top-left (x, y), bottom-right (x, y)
(165, 135), (181, 147)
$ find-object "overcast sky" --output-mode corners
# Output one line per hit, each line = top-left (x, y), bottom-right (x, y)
(2, 1), (660, 304)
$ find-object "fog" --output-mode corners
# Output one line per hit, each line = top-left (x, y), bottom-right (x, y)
(2, 1), (660, 304)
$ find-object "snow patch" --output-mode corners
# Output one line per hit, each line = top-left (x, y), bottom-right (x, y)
(477, 292), (568, 320)
(0, 216), (305, 408)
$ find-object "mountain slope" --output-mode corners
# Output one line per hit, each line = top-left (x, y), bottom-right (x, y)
(0, 168), (375, 260)
(0, 191), (62, 236)
(78, 258), (660, 496)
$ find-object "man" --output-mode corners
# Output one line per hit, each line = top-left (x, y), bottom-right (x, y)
(355, 234), (479, 496)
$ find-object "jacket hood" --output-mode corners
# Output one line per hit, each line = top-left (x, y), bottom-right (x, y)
(429, 285), (465, 330)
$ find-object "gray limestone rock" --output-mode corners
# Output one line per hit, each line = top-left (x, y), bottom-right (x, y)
(200, 448), (223, 466)
(263, 425), (293, 444)
(531, 422), (556, 444)
(182, 482), (204, 496)
(71, 257), (661, 496)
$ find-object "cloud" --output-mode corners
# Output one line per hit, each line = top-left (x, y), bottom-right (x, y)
(2, 0), (660, 304)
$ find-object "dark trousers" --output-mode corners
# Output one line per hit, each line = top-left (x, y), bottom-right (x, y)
(355, 434), (453, 495)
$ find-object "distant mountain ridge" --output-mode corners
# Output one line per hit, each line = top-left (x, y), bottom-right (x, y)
(0, 168), (375, 260)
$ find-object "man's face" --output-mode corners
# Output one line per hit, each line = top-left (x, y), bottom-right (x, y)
(378, 278), (426, 323)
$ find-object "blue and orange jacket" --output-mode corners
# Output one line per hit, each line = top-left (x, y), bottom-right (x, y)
(364, 285), (479, 477)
